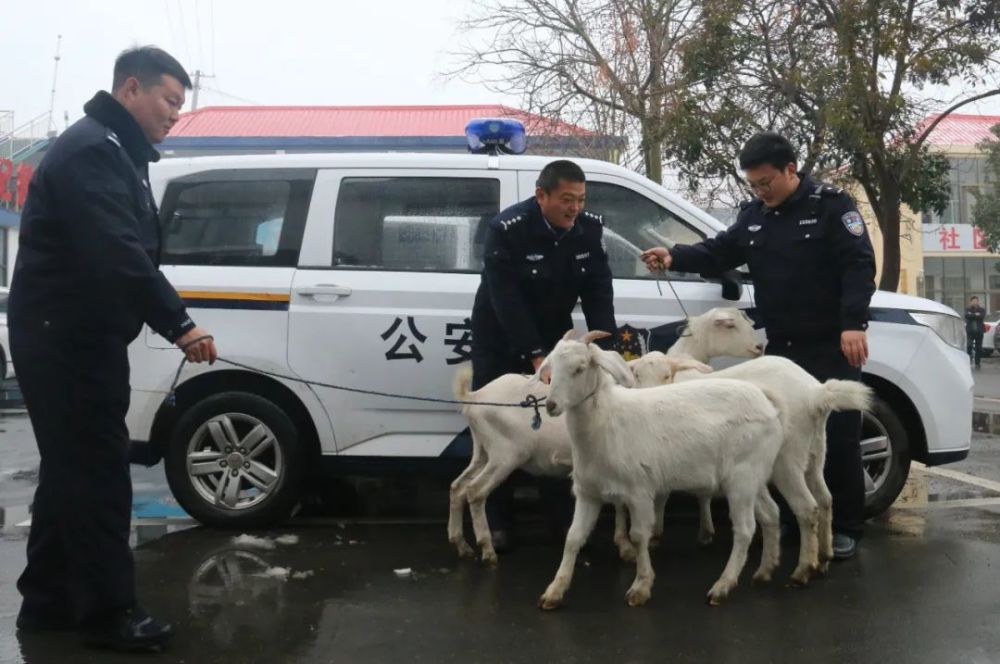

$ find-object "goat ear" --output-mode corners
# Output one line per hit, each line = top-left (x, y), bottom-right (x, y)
(529, 355), (552, 385)
(673, 358), (713, 374)
(590, 346), (635, 387)
(562, 329), (576, 341)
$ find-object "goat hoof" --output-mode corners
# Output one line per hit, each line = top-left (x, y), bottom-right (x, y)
(788, 569), (812, 587)
(752, 570), (773, 584)
(538, 593), (563, 611)
(706, 582), (731, 605)
(816, 561), (830, 575)
(455, 541), (475, 559)
(625, 586), (651, 607)
(481, 551), (498, 568)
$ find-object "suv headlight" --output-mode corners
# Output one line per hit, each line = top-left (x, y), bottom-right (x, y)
(909, 312), (966, 351)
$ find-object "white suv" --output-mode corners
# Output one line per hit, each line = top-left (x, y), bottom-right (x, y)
(129, 151), (973, 528)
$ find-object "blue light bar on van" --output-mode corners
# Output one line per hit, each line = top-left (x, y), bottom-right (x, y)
(465, 118), (527, 155)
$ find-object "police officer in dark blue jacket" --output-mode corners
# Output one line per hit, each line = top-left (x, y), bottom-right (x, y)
(9, 47), (217, 651)
(642, 133), (876, 560)
(470, 160), (617, 550)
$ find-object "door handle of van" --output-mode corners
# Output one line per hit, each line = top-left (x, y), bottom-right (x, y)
(298, 284), (353, 298)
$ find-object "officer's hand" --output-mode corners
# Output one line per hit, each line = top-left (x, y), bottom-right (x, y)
(841, 330), (868, 368)
(531, 356), (545, 372)
(176, 327), (218, 365)
(640, 247), (671, 272)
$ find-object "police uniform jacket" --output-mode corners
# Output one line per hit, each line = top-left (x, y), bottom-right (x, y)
(471, 197), (616, 360)
(9, 91), (195, 344)
(670, 175), (876, 343)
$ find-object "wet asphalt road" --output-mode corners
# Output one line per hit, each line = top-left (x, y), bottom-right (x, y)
(2, 377), (1000, 662)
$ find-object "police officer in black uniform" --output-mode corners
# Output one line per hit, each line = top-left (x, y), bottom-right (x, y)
(641, 132), (876, 560)
(10, 47), (218, 651)
(471, 159), (617, 550)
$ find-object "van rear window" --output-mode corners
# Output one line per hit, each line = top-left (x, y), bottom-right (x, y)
(160, 169), (315, 267)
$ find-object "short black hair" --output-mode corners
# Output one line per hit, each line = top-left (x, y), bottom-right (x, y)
(536, 160), (586, 192)
(113, 46), (191, 91)
(971, 295), (980, 301)
(738, 132), (798, 170)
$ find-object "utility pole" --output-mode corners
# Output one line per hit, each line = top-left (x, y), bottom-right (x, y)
(190, 69), (215, 111)
(48, 35), (62, 135)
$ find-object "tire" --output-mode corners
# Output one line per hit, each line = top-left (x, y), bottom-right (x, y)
(165, 391), (304, 529)
(862, 394), (911, 519)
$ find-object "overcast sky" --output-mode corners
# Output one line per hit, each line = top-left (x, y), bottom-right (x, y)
(2, 0), (516, 130)
(3, 0), (999, 135)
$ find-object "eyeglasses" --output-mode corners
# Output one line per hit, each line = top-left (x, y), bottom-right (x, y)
(747, 174), (778, 193)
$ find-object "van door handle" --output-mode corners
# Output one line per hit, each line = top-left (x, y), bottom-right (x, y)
(298, 284), (353, 297)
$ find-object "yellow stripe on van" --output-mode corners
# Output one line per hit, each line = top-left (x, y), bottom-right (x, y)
(178, 290), (291, 303)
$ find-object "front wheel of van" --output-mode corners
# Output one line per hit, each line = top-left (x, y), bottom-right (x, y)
(165, 392), (304, 529)
(862, 395), (911, 519)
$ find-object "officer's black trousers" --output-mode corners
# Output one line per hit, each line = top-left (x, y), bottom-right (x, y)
(11, 323), (136, 623)
(470, 349), (573, 535)
(968, 332), (983, 366)
(766, 340), (866, 540)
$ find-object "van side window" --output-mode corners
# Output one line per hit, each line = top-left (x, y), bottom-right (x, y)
(160, 169), (315, 267)
(585, 181), (705, 280)
(333, 177), (501, 272)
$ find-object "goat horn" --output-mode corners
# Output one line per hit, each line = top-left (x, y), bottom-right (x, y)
(562, 329), (576, 341)
(580, 330), (612, 345)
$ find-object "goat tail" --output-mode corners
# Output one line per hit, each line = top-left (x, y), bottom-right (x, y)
(810, 379), (874, 416)
(452, 364), (475, 402)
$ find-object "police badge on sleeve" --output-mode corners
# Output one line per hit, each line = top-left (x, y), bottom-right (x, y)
(842, 211), (865, 236)
(614, 324), (650, 361)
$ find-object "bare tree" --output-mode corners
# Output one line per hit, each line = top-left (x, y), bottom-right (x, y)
(450, 0), (723, 184)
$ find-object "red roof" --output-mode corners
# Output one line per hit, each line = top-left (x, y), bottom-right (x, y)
(921, 113), (1000, 146)
(169, 105), (596, 138)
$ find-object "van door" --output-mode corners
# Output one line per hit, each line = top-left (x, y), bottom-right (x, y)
(287, 169), (518, 456)
(136, 168), (314, 395)
(518, 171), (757, 357)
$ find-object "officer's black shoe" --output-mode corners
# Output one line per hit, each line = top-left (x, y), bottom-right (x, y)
(491, 529), (514, 554)
(15, 610), (77, 633)
(83, 606), (173, 652)
(832, 533), (858, 560)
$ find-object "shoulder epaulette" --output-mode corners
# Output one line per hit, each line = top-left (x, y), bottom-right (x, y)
(580, 210), (604, 225)
(498, 213), (525, 231)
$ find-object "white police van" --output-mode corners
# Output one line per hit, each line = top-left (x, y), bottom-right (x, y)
(130, 120), (973, 528)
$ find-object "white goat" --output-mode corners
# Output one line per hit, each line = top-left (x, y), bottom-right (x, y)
(538, 331), (786, 608)
(449, 307), (763, 565)
(667, 308), (763, 363)
(612, 307), (763, 551)
(630, 351), (874, 583)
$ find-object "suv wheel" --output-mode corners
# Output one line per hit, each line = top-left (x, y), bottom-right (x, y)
(862, 394), (911, 518)
(165, 392), (304, 529)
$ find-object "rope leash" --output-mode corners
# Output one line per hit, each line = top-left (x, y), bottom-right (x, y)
(167, 336), (548, 430)
(654, 270), (693, 338)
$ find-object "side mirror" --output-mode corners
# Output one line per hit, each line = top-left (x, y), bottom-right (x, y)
(720, 269), (744, 301)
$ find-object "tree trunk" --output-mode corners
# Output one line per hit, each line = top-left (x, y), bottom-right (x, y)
(877, 195), (902, 292)
(644, 140), (663, 184)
